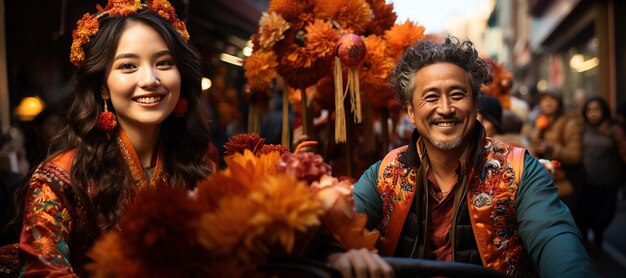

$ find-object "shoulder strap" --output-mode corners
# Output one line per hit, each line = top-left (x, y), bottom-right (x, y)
(377, 146), (408, 191)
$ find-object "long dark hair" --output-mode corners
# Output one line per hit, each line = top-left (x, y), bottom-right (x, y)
(582, 96), (611, 125)
(13, 9), (212, 255)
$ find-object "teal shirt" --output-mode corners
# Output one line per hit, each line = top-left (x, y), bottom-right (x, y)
(354, 153), (599, 277)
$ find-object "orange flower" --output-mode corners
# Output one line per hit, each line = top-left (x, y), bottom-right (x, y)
(70, 0), (189, 67)
(148, 0), (190, 41)
(86, 232), (141, 278)
(314, 0), (373, 34)
(360, 35), (394, 90)
(243, 51), (279, 91)
(70, 13), (99, 66)
(305, 19), (339, 60)
(249, 174), (323, 252)
(365, 0), (397, 35)
(268, 0), (315, 22)
(224, 150), (281, 186)
(482, 59), (513, 109)
(195, 174), (250, 210)
(258, 12), (291, 49)
(385, 20), (426, 59)
(106, 0), (142, 16)
(198, 196), (264, 261)
(284, 45), (315, 69)
(278, 46), (332, 89)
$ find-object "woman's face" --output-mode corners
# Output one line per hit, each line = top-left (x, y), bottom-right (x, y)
(585, 100), (604, 126)
(104, 21), (181, 131)
(539, 95), (560, 116)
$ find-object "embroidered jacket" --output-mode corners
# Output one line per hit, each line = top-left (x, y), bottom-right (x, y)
(353, 124), (598, 277)
(17, 129), (171, 277)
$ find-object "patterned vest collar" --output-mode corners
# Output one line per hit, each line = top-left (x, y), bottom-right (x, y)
(376, 126), (535, 276)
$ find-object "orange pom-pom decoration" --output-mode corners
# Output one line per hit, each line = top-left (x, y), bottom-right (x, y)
(535, 115), (550, 130)
(336, 34), (366, 67)
(97, 111), (117, 132)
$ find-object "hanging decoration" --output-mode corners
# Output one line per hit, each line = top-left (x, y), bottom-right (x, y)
(334, 34), (366, 143)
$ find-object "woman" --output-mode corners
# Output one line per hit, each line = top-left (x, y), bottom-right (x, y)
(579, 96), (626, 257)
(7, 1), (213, 276)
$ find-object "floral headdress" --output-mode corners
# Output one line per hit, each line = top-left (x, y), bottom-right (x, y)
(70, 0), (190, 66)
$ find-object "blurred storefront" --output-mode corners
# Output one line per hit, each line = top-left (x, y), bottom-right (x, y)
(489, 0), (624, 112)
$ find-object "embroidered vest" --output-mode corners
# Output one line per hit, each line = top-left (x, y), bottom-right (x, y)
(376, 137), (532, 276)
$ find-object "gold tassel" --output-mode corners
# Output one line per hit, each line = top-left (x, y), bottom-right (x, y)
(348, 68), (362, 123)
(334, 57), (347, 143)
(281, 84), (290, 149)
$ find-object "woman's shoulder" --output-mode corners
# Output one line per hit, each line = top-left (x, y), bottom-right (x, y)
(47, 150), (76, 173)
(31, 150), (76, 187)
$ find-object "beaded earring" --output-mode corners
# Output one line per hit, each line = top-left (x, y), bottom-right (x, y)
(97, 100), (117, 131)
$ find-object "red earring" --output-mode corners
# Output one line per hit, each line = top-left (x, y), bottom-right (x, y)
(97, 100), (117, 131)
(173, 97), (188, 118)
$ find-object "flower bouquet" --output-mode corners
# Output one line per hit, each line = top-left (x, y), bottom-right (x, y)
(85, 133), (378, 277)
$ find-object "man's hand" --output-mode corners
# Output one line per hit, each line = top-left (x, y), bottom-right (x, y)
(328, 249), (394, 278)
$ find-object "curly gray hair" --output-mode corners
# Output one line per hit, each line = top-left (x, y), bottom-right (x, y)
(390, 36), (491, 108)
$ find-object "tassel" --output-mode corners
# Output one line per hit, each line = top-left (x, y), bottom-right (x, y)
(281, 83), (290, 149)
(348, 68), (362, 123)
(334, 57), (347, 143)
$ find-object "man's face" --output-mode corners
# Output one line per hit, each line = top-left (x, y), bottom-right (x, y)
(406, 63), (476, 150)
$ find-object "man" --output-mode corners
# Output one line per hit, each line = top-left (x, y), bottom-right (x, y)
(330, 37), (597, 277)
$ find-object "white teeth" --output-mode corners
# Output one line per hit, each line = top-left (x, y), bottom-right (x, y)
(134, 96), (163, 104)
(436, 122), (456, 127)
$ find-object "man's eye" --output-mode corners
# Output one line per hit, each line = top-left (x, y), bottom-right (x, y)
(424, 95), (439, 102)
(450, 92), (466, 100)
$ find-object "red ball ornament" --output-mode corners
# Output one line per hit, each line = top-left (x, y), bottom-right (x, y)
(335, 34), (366, 67)
(97, 111), (117, 132)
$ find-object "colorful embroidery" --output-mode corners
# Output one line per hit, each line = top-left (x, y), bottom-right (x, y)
(377, 152), (417, 238)
(471, 138), (531, 275)
(21, 179), (74, 274)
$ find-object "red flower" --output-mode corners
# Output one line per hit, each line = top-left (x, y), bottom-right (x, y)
(257, 144), (290, 156)
(223, 133), (266, 156)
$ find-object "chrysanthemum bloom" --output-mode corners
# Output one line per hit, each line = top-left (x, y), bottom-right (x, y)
(314, 0), (373, 34)
(244, 51), (279, 91)
(224, 150), (281, 186)
(257, 144), (290, 156)
(248, 174), (324, 252)
(305, 19), (339, 60)
(385, 19), (426, 60)
(365, 0), (397, 35)
(223, 133), (266, 156)
(276, 152), (332, 184)
(258, 12), (291, 49)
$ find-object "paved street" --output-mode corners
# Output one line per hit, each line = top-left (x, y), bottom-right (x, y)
(591, 190), (626, 277)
